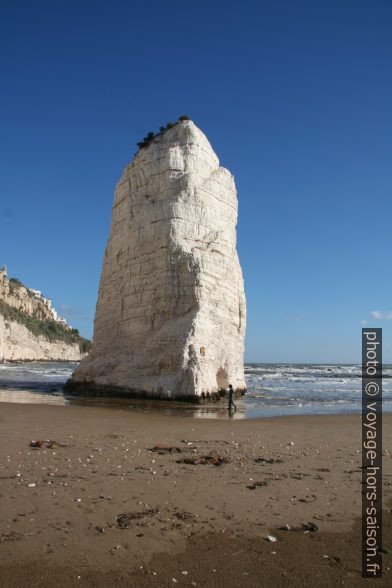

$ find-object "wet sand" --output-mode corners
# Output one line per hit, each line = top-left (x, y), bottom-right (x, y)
(0, 403), (391, 586)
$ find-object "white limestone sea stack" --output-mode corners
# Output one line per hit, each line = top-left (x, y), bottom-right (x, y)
(67, 119), (246, 401)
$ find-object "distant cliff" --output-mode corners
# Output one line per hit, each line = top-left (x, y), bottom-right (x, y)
(0, 266), (91, 361)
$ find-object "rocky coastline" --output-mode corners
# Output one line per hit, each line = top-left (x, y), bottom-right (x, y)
(0, 267), (90, 362)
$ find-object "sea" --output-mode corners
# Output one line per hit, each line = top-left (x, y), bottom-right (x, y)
(0, 361), (391, 419)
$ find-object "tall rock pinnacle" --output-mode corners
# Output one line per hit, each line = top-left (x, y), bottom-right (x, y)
(68, 120), (246, 400)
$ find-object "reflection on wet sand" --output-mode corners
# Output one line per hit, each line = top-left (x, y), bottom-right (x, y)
(0, 388), (68, 405)
(68, 395), (247, 419)
(0, 379), (246, 418)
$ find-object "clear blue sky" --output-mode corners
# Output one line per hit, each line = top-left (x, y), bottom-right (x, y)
(1, 0), (391, 363)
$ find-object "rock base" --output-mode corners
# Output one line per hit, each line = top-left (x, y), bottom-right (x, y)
(64, 380), (246, 404)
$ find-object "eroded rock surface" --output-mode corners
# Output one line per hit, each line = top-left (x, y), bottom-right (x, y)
(69, 120), (246, 399)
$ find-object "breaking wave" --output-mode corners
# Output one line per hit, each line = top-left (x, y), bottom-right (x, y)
(244, 363), (392, 417)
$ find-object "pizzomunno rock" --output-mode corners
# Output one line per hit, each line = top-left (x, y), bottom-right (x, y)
(67, 120), (246, 401)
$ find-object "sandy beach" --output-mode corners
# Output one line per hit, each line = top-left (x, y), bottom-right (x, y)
(0, 402), (391, 587)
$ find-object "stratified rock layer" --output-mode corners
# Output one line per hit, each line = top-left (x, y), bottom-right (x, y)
(69, 121), (246, 400)
(0, 268), (89, 362)
(0, 315), (84, 361)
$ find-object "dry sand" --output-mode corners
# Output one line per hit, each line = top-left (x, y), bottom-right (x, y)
(0, 402), (391, 586)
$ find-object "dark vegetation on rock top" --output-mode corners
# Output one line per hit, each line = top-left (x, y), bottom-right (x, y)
(136, 115), (191, 150)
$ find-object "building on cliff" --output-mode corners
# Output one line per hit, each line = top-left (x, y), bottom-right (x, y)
(0, 267), (90, 361)
(67, 118), (246, 401)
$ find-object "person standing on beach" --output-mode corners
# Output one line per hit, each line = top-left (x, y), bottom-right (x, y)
(228, 384), (236, 412)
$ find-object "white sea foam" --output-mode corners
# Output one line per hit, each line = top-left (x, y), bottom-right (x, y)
(244, 363), (392, 417)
